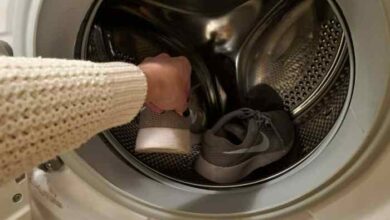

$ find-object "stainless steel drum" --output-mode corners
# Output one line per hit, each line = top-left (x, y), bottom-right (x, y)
(237, 0), (347, 116)
(79, 0), (352, 188)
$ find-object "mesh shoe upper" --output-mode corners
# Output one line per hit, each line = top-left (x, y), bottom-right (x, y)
(201, 108), (294, 167)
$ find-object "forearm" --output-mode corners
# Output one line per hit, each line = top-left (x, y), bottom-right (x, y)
(0, 57), (146, 184)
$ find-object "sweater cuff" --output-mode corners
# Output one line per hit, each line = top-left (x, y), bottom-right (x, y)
(106, 65), (147, 127)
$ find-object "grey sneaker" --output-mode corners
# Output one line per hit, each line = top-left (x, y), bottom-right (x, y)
(135, 83), (208, 154)
(195, 108), (294, 183)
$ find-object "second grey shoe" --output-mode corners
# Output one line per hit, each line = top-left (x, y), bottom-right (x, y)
(195, 108), (294, 184)
(135, 108), (191, 154)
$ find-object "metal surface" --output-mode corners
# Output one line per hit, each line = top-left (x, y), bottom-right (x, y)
(78, 0), (352, 188)
(106, 61), (350, 188)
(141, 0), (250, 15)
(38, 157), (64, 173)
(237, 0), (347, 116)
(83, 7), (223, 125)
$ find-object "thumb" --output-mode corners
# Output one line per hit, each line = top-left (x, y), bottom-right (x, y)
(175, 98), (188, 116)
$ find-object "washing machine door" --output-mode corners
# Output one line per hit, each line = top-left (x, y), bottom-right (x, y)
(26, 0), (390, 219)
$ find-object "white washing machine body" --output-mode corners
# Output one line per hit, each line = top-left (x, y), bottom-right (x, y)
(1, 0), (390, 219)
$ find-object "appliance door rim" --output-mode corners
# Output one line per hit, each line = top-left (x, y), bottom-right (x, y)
(33, 0), (390, 218)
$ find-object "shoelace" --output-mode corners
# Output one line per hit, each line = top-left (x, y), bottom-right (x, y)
(238, 108), (285, 146)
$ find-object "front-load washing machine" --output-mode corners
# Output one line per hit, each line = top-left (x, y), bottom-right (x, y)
(2, 0), (390, 219)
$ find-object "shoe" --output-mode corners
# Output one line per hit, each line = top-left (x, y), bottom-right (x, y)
(244, 84), (285, 112)
(135, 108), (192, 154)
(195, 108), (294, 184)
(135, 87), (206, 154)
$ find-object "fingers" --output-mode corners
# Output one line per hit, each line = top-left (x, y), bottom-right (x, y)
(146, 102), (163, 113)
(174, 56), (192, 85)
(175, 97), (188, 116)
(176, 83), (190, 115)
(174, 56), (191, 115)
(156, 53), (170, 58)
(141, 57), (150, 63)
(185, 78), (191, 99)
(177, 56), (190, 65)
(140, 53), (192, 117)
(177, 56), (191, 74)
(141, 53), (170, 64)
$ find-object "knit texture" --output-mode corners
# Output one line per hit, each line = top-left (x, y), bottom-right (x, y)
(0, 57), (147, 184)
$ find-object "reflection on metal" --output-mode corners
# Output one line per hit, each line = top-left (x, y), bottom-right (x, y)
(141, 0), (250, 15)
(237, 0), (347, 116)
(38, 157), (64, 173)
(204, 0), (262, 54)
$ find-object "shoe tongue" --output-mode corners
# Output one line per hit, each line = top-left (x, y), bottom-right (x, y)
(222, 122), (247, 144)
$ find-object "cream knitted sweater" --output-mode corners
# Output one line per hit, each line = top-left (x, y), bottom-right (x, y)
(0, 57), (147, 184)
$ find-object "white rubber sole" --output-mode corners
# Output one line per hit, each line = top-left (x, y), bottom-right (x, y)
(195, 150), (289, 184)
(135, 127), (191, 154)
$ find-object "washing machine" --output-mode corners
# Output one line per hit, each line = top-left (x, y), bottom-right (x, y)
(1, 0), (390, 219)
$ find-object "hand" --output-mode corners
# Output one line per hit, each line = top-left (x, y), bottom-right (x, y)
(139, 53), (191, 115)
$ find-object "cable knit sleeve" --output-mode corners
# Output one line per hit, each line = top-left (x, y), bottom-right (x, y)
(0, 57), (147, 184)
